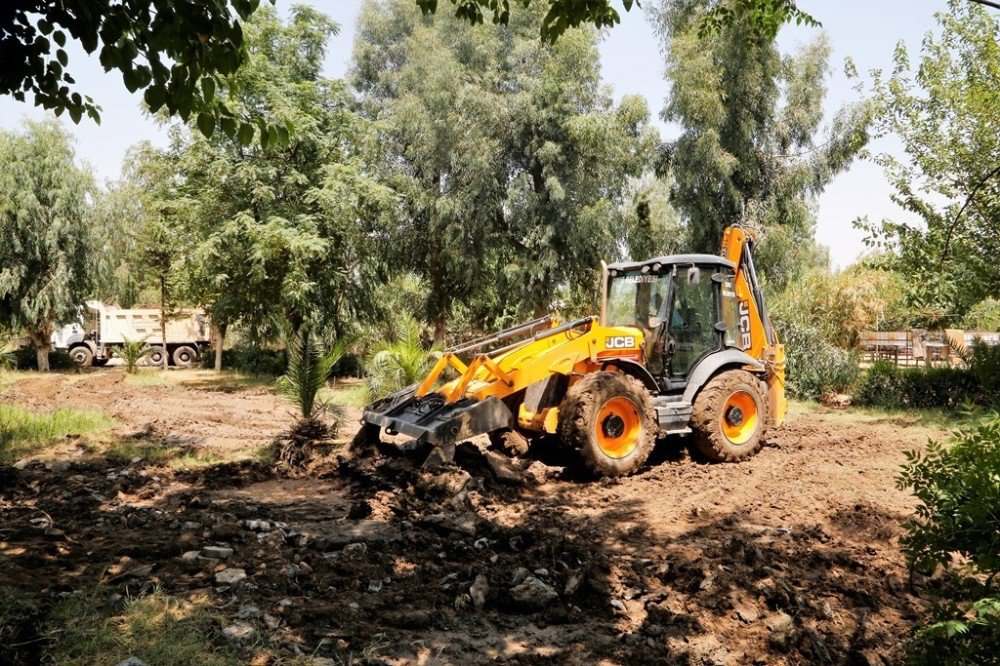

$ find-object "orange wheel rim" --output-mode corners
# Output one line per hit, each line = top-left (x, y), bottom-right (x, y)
(595, 396), (643, 459)
(720, 390), (759, 445)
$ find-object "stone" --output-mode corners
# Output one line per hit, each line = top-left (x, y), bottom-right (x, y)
(509, 576), (558, 608)
(511, 567), (530, 586)
(342, 542), (368, 558)
(215, 568), (247, 586)
(245, 519), (272, 531)
(470, 574), (489, 610)
(179, 550), (201, 563)
(48, 460), (72, 473)
(483, 450), (525, 484)
(564, 570), (584, 596)
(116, 658), (148, 666)
(315, 521), (395, 549)
(368, 579), (383, 593)
(263, 613), (281, 630)
(258, 530), (285, 547)
(202, 546), (234, 560)
(181, 521), (201, 531)
(765, 611), (794, 633)
(733, 601), (760, 623)
(221, 623), (256, 642)
(235, 605), (259, 620)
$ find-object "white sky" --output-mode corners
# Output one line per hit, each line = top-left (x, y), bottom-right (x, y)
(0, 0), (953, 268)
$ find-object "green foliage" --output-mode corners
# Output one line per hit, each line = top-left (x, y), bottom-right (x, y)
(968, 339), (1000, 410)
(10, 345), (76, 371)
(0, 404), (112, 463)
(0, 0), (288, 147)
(417, 0), (814, 42)
(777, 320), (859, 400)
(201, 344), (286, 376)
(862, 0), (1000, 322)
(118, 338), (151, 374)
(897, 418), (1000, 664)
(651, 1), (869, 289)
(137, 6), (394, 340)
(364, 314), (439, 401)
(0, 119), (96, 371)
(854, 361), (983, 411)
(356, 1), (655, 338)
(277, 328), (347, 419)
(963, 299), (1000, 331)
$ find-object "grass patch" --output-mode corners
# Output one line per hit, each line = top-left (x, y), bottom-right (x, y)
(101, 438), (272, 470)
(0, 404), (112, 463)
(44, 588), (238, 666)
(323, 381), (369, 409)
(790, 399), (992, 434)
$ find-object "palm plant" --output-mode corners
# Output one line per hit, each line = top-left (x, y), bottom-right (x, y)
(0, 346), (14, 371)
(364, 314), (439, 401)
(118, 338), (152, 374)
(277, 327), (347, 421)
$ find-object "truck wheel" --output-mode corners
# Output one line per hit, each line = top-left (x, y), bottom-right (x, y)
(69, 346), (93, 367)
(691, 370), (768, 462)
(172, 345), (197, 367)
(559, 371), (656, 477)
(145, 345), (166, 367)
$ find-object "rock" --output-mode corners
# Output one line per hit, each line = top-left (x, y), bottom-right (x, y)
(818, 600), (835, 620)
(215, 568), (247, 586)
(48, 460), (72, 473)
(610, 599), (628, 614)
(315, 521), (395, 549)
(424, 469), (472, 496)
(181, 521), (201, 531)
(422, 442), (456, 468)
(258, 530), (285, 547)
(245, 519), (272, 531)
(483, 450), (525, 484)
(470, 574), (489, 610)
(263, 613), (281, 630)
(765, 611), (794, 633)
(342, 542), (368, 558)
(236, 605), (260, 620)
(368, 579), (383, 593)
(221, 622), (256, 642)
(509, 576), (558, 608)
(420, 512), (479, 536)
(202, 546), (234, 560)
(524, 461), (553, 485)
(179, 550), (201, 563)
(564, 570), (584, 596)
(733, 600), (760, 623)
(116, 658), (148, 666)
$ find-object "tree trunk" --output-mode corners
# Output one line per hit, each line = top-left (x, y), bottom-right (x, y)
(28, 327), (51, 372)
(433, 313), (447, 346)
(214, 324), (226, 373)
(160, 276), (168, 371)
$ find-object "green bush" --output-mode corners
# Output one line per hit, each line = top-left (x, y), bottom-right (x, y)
(962, 298), (1000, 331)
(897, 418), (1000, 664)
(778, 320), (860, 400)
(855, 362), (984, 410)
(968, 339), (1000, 409)
(200, 344), (286, 376)
(11, 344), (76, 371)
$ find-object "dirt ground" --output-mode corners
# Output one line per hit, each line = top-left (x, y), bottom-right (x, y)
(0, 369), (941, 665)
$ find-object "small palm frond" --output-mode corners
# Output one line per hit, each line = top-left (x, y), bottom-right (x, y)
(277, 327), (348, 419)
(0, 346), (14, 371)
(119, 337), (152, 374)
(363, 314), (439, 401)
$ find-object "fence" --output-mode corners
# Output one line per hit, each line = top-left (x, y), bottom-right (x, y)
(858, 329), (999, 367)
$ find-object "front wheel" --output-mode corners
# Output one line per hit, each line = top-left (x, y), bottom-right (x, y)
(69, 346), (93, 367)
(559, 372), (656, 477)
(691, 370), (768, 462)
(172, 345), (198, 367)
(144, 345), (166, 367)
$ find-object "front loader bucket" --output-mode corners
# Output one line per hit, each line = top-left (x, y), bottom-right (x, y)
(361, 385), (513, 447)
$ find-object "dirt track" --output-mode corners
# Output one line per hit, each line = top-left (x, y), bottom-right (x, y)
(0, 370), (937, 664)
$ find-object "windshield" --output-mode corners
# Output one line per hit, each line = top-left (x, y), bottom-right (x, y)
(605, 270), (671, 331)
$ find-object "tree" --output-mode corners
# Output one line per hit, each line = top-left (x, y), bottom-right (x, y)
(860, 0), (1000, 324)
(416, 0), (816, 42)
(651, 0), (869, 289)
(354, 0), (656, 340)
(0, 0), (291, 145)
(0, 119), (95, 371)
(144, 6), (394, 346)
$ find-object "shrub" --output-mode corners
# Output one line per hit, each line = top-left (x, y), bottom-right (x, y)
(855, 363), (983, 410)
(962, 298), (1000, 331)
(364, 314), (439, 401)
(277, 328), (347, 420)
(0, 404), (112, 463)
(778, 320), (860, 400)
(200, 344), (285, 376)
(117, 338), (151, 374)
(11, 344), (76, 371)
(897, 418), (1000, 664)
(968, 339), (1000, 409)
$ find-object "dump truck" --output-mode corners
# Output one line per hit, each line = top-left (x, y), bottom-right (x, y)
(54, 301), (210, 368)
(354, 226), (786, 476)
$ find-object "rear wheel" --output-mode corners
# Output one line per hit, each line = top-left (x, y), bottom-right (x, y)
(69, 346), (93, 367)
(145, 345), (166, 367)
(691, 370), (767, 462)
(559, 372), (656, 477)
(172, 345), (198, 367)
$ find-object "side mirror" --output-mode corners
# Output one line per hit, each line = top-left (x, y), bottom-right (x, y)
(687, 266), (701, 285)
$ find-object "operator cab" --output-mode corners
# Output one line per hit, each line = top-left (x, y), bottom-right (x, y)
(603, 254), (743, 391)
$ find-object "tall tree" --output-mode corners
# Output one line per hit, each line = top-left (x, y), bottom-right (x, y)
(861, 0), (1000, 324)
(354, 0), (656, 340)
(0, 119), (95, 371)
(651, 0), (869, 288)
(143, 5), (395, 345)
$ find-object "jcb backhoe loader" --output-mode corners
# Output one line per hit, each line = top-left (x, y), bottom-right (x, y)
(354, 226), (786, 477)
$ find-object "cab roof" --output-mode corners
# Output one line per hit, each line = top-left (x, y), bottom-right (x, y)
(607, 253), (736, 273)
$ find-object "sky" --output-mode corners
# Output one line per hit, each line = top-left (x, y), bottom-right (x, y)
(0, 1), (956, 268)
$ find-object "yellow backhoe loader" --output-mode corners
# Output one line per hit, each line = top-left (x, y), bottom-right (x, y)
(354, 226), (786, 476)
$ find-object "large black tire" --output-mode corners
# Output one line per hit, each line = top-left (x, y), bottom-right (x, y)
(69, 345), (93, 367)
(558, 372), (657, 477)
(172, 345), (198, 367)
(144, 345), (166, 367)
(691, 370), (768, 462)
